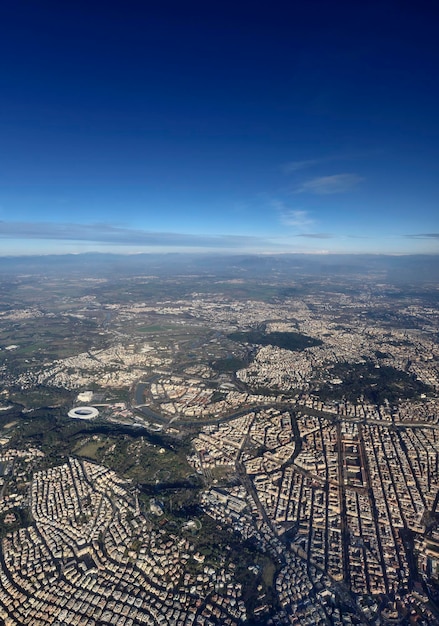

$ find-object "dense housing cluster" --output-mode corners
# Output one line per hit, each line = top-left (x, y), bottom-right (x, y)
(0, 456), (247, 625)
(190, 408), (439, 623)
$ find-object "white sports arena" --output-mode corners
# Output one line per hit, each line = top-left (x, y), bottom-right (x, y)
(67, 406), (99, 420)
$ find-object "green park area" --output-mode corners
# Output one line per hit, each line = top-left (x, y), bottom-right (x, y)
(317, 361), (432, 405)
(228, 330), (322, 351)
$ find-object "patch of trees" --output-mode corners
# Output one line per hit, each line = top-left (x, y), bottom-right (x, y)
(228, 330), (322, 352)
(317, 361), (432, 405)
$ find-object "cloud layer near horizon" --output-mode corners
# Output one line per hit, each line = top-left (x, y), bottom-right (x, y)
(1, 221), (438, 256)
(0, 221), (274, 249)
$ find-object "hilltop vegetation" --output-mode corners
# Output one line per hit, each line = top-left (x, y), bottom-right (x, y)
(228, 330), (322, 352)
(317, 361), (432, 406)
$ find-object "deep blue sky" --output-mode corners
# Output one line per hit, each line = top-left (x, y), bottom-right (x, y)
(1, 0), (438, 254)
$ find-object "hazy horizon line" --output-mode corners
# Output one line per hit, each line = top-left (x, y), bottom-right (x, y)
(1, 250), (439, 259)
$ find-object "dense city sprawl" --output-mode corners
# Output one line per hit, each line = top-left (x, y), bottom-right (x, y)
(0, 261), (439, 624)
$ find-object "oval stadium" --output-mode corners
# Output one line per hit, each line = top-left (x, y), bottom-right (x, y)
(67, 406), (99, 420)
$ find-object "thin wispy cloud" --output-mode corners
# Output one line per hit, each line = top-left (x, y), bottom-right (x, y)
(296, 173), (363, 195)
(284, 149), (381, 174)
(296, 233), (334, 239)
(405, 233), (439, 239)
(271, 200), (315, 231)
(281, 210), (315, 229)
(0, 221), (272, 249)
(283, 158), (323, 172)
(283, 154), (344, 173)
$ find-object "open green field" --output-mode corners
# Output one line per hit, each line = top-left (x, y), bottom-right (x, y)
(0, 315), (109, 368)
(73, 439), (103, 460)
(262, 560), (277, 588)
(8, 387), (74, 410)
(137, 324), (180, 332)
